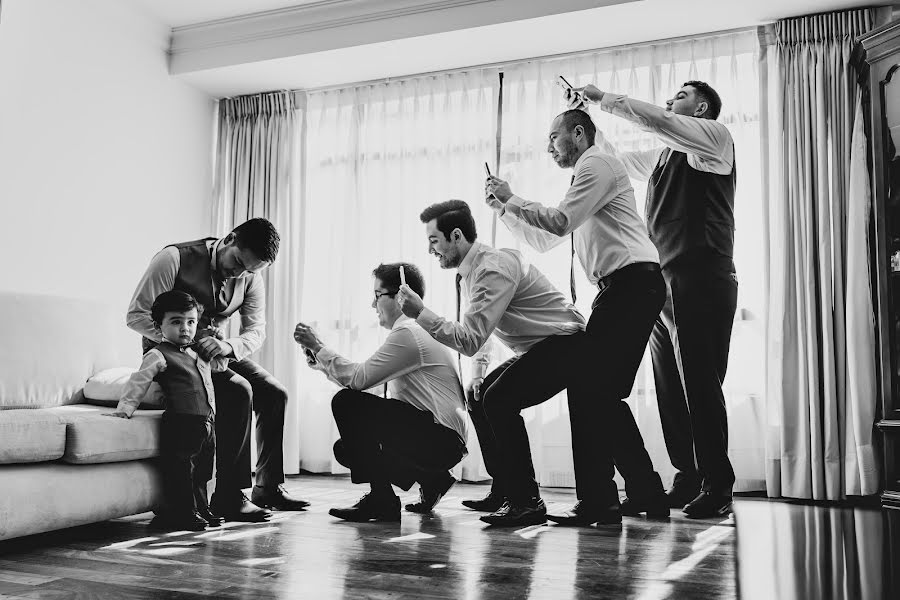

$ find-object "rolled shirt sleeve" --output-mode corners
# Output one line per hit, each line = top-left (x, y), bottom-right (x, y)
(599, 92), (733, 175)
(416, 264), (518, 358)
(314, 327), (421, 391)
(115, 350), (165, 417)
(226, 273), (267, 361)
(502, 154), (620, 251)
(126, 248), (179, 343)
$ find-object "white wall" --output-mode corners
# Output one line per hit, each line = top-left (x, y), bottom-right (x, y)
(0, 0), (214, 314)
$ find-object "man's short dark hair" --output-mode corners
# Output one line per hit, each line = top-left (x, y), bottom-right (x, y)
(151, 290), (203, 326)
(419, 200), (477, 243)
(231, 218), (280, 263)
(558, 109), (597, 145)
(373, 262), (425, 299)
(683, 80), (722, 120)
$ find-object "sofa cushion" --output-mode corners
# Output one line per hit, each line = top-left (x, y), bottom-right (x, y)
(0, 293), (141, 409)
(0, 409), (66, 464)
(48, 405), (163, 464)
(82, 367), (165, 409)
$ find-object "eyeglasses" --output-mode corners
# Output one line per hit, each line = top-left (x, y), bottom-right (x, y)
(373, 290), (398, 301)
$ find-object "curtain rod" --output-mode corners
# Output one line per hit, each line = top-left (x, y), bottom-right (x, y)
(295, 24), (758, 96)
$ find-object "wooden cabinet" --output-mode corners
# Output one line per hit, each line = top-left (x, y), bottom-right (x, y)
(854, 18), (900, 509)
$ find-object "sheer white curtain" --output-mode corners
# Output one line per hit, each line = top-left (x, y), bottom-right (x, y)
(497, 30), (766, 492)
(211, 91), (305, 476)
(297, 71), (500, 481)
(759, 9), (879, 500)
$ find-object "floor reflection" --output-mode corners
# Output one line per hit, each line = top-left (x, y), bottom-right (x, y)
(735, 500), (899, 600)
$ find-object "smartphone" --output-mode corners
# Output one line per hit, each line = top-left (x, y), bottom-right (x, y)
(484, 162), (492, 178)
(399, 265), (407, 287)
(304, 347), (317, 364)
(557, 75), (573, 91)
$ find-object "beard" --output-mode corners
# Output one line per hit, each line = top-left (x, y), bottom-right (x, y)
(555, 137), (579, 168)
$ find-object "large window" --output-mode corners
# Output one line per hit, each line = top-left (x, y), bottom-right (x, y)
(296, 31), (765, 490)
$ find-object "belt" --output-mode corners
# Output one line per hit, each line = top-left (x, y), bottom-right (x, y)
(597, 262), (660, 293)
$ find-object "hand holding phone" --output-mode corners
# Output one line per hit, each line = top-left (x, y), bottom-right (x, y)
(304, 347), (317, 365)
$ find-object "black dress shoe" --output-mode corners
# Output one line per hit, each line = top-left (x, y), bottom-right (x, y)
(149, 510), (208, 531)
(210, 492), (272, 523)
(547, 501), (622, 526)
(461, 491), (506, 512)
(405, 472), (456, 514)
(620, 494), (670, 518)
(329, 492), (401, 522)
(665, 477), (701, 508)
(197, 506), (224, 527)
(251, 484), (310, 511)
(480, 498), (547, 527)
(682, 491), (732, 519)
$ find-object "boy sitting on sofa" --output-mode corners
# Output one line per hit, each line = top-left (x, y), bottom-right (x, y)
(106, 290), (228, 531)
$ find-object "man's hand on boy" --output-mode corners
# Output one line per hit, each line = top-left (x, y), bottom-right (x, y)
(196, 336), (233, 361)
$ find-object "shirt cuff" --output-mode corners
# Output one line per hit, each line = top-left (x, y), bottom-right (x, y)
(416, 307), (441, 331)
(224, 338), (244, 362)
(599, 92), (619, 113)
(505, 195), (527, 216)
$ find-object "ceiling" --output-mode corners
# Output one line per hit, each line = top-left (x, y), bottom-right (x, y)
(128, 0), (889, 97)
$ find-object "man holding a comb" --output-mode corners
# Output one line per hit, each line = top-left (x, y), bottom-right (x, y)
(483, 107), (670, 524)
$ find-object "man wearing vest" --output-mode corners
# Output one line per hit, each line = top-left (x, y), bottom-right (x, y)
(569, 81), (738, 518)
(127, 218), (309, 522)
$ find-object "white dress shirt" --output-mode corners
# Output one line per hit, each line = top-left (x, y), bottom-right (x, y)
(499, 145), (659, 284)
(312, 316), (469, 442)
(126, 239), (267, 361)
(416, 242), (585, 379)
(115, 346), (228, 418)
(597, 93), (734, 179)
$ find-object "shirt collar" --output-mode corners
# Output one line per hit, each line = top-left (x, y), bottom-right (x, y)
(457, 241), (482, 279)
(573, 144), (599, 172)
(391, 315), (413, 331)
(160, 339), (192, 352)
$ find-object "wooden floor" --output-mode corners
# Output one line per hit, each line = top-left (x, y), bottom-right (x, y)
(0, 475), (894, 599)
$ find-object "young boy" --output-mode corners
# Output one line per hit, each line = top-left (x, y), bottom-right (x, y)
(106, 290), (228, 531)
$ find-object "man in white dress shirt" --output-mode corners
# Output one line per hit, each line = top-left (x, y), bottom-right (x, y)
(398, 200), (665, 527)
(485, 109), (670, 525)
(568, 81), (738, 518)
(294, 263), (468, 522)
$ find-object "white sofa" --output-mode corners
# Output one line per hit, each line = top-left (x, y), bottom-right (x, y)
(0, 292), (164, 541)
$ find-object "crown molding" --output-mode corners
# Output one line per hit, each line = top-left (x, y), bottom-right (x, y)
(169, 0), (642, 74)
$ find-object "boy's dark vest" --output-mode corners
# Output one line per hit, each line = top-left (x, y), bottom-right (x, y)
(154, 341), (213, 416)
(142, 238), (252, 351)
(645, 149), (736, 268)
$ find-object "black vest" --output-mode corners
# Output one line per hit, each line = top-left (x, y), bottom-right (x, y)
(154, 342), (213, 416)
(142, 238), (254, 352)
(645, 149), (736, 267)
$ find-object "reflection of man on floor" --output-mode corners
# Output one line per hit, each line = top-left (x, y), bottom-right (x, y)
(294, 263), (468, 522)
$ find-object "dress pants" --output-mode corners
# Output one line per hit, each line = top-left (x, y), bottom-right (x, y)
(211, 358), (288, 498)
(576, 263), (667, 504)
(649, 251), (737, 495)
(478, 333), (585, 503)
(331, 389), (466, 491)
(479, 264), (666, 505)
(160, 412), (215, 514)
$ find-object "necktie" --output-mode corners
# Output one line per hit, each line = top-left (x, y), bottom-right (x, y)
(569, 173), (577, 304)
(570, 233), (577, 304)
(455, 272), (462, 322)
(455, 273), (463, 376)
